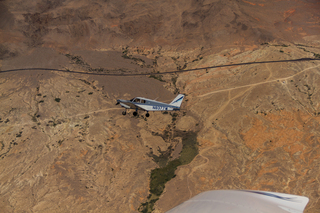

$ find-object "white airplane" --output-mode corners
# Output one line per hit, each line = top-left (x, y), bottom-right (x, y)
(116, 94), (185, 117)
(166, 190), (309, 213)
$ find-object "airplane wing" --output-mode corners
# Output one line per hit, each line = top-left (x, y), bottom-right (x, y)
(118, 101), (146, 111)
(166, 190), (309, 213)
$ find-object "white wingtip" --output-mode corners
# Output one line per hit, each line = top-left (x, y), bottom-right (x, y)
(166, 190), (309, 213)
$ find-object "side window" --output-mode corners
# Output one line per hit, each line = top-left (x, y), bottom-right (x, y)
(135, 99), (140, 103)
(141, 100), (146, 103)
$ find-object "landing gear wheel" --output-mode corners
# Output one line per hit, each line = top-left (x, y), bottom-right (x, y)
(122, 111), (126, 115)
(146, 113), (150, 117)
(133, 111), (138, 116)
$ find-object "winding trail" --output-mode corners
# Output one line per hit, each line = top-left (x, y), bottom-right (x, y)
(185, 63), (320, 197)
(2, 107), (122, 129)
(186, 148), (210, 198)
(198, 63), (320, 98)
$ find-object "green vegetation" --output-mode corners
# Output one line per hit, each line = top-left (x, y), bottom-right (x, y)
(0, 140), (14, 159)
(132, 57), (146, 63)
(55, 98), (61, 102)
(149, 159), (181, 196)
(296, 44), (320, 59)
(171, 76), (177, 87)
(177, 132), (198, 165)
(149, 74), (165, 82)
(47, 118), (63, 127)
(177, 63), (187, 70)
(122, 47), (146, 67)
(65, 54), (107, 72)
(192, 54), (204, 62)
(57, 140), (64, 146)
(31, 114), (37, 122)
(79, 79), (91, 85)
(148, 146), (172, 167)
(16, 131), (22, 137)
(0, 141), (4, 151)
(122, 48), (128, 55)
(171, 112), (178, 122)
(171, 76), (180, 94)
(122, 48), (134, 59)
(153, 56), (158, 67)
(139, 131), (198, 213)
(65, 54), (89, 67)
(9, 108), (16, 113)
(89, 67), (104, 72)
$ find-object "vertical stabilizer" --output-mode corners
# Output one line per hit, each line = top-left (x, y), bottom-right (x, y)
(169, 94), (185, 108)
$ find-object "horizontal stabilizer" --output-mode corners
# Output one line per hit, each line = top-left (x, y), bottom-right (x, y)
(169, 94), (185, 108)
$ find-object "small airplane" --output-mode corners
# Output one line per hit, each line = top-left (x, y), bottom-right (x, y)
(166, 190), (309, 213)
(116, 94), (185, 117)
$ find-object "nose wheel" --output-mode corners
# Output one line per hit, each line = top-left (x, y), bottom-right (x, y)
(146, 112), (150, 117)
(133, 111), (138, 116)
(122, 111), (126, 115)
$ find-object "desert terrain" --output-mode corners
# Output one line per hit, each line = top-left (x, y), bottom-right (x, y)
(0, 0), (320, 212)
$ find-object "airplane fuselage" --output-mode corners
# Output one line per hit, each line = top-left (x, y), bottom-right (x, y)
(117, 99), (179, 111)
(116, 94), (184, 117)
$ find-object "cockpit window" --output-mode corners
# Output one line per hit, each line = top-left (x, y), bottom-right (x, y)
(130, 98), (145, 103)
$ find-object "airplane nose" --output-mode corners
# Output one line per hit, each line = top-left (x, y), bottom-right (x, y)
(116, 100), (120, 105)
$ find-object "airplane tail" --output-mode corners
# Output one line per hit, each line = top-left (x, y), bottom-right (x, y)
(169, 94), (185, 108)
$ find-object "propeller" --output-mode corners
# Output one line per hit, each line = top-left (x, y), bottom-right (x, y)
(116, 101), (120, 105)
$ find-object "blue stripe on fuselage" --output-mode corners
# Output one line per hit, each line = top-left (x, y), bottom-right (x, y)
(172, 96), (183, 104)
